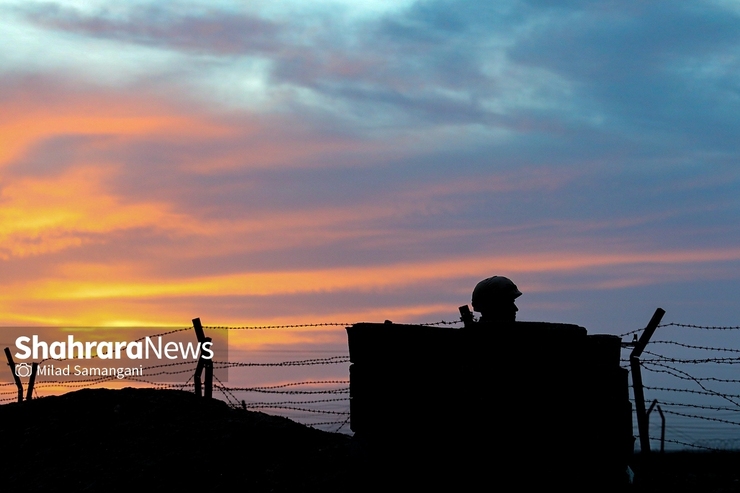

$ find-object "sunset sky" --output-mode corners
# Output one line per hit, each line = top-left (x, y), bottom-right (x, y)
(2, 0), (740, 337)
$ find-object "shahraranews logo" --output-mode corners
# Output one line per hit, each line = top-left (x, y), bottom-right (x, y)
(14, 335), (214, 360)
(13, 335), (215, 380)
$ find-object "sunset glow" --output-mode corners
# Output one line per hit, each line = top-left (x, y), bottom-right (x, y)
(1, 0), (739, 341)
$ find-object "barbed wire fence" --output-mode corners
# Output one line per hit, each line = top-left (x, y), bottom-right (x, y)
(4, 317), (740, 449)
(0, 323), (352, 433)
(620, 322), (740, 452)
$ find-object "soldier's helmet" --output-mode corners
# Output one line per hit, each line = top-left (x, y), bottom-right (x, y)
(471, 276), (522, 312)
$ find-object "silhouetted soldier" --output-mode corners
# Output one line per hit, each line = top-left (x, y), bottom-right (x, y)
(471, 275), (522, 323)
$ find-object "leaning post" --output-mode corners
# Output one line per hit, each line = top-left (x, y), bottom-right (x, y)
(630, 308), (665, 454)
(25, 362), (38, 401)
(4, 347), (23, 403)
(192, 318), (213, 399)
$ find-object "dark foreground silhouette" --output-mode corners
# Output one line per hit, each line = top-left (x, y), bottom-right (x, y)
(1, 387), (739, 492)
(0, 388), (353, 492)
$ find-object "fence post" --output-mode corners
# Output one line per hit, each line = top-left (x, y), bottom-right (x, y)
(657, 404), (665, 453)
(646, 399), (666, 453)
(192, 318), (213, 399)
(630, 308), (665, 454)
(204, 337), (213, 399)
(25, 362), (38, 401)
(4, 348), (23, 403)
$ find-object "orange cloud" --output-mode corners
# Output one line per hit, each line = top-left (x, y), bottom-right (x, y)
(0, 85), (235, 168)
(0, 165), (191, 259)
(1, 81), (736, 332)
(8, 246), (740, 303)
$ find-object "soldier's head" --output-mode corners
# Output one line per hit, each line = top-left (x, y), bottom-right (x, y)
(471, 276), (522, 323)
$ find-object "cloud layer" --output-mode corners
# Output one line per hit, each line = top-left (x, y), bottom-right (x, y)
(1, 0), (739, 336)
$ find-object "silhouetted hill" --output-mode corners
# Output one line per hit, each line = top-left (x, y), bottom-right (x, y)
(3, 388), (740, 492)
(0, 388), (353, 492)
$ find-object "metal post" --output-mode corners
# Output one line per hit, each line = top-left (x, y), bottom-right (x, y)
(193, 359), (204, 397)
(630, 308), (665, 454)
(26, 362), (38, 401)
(631, 309), (665, 359)
(192, 318), (204, 397)
(204, 337), (213, 399)
(4, 348), (23, 403)
(646, 399), (667, 454)
(657, 404), (665, 453)
(192, 318), (212, 399)
(631, 356), (649, 453)
(193, 317), (206, 343)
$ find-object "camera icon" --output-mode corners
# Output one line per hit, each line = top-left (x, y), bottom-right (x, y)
(15, 363), (32, 378)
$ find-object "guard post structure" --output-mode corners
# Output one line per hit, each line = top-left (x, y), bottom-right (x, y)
(346, 319), (632, 490)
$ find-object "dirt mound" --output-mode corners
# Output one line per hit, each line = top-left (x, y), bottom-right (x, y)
(0, 388), (353, 492)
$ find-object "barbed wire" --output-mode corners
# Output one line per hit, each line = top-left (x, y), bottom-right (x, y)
(203, 320), (464, 330)
(640, 364), (740, 384)
(203, 322), (353, 330)
(627, 321), (740, 451)
(619, 322), (740, 338)
(213, 375), (241, 407)
(8, 318), (740, 448)
(246, 380), (349, 390)
(217, 386), (349, 395)
(306, 419), (350, 429)
(640, 360), (740, 408)
(418, 320), (463, 326)
(31, 375), (118, 388)
(307, 420), (348, 426)
(628, 349), (740, 364)
(213, 356), (349, 368)
(644, 386), (740, 400)
(243, 404), (350, 415)
(656, 401), (740, 413)
(649, 340), (740, 353)
(119, 378), (184, 389)
(130, 327), (193, 342)
(243, 397), (348, 407)
(636, 436), (722, 452)
(334, 414), (351, 433)
(660, 323), (740, 330)
(660, 409), (740, 428)
(174, 374), (194, 392)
